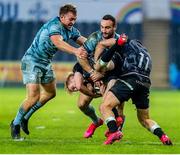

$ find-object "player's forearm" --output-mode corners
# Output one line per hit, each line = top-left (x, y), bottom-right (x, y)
(94, 44), (105, 62)
(56, 40), (77, 55)
(77, 57), (93, 73)
(95, 60), (114, 72)
(100, 44), (117, 63)
(80, 85), (95, 97)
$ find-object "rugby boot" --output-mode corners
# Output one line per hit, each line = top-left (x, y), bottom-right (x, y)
(160, 134), (172, 145)
(10, 120), (21, 140)
(117, 115), (125, 131)
(104, 130), (123, 145)
(84, 119), (103, 138)
(105, 116), (125, 137)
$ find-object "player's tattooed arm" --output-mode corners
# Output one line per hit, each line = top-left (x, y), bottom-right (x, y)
(94, 59), (115, 73)
(77, 56), (93, 73)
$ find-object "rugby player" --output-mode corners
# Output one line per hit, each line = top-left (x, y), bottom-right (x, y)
(77, 14), (126, 138)
(94, 36), (172, 145)
(10, 4), (87, 140)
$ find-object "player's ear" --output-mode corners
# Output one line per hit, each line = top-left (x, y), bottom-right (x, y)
(60, 14), (65, 20)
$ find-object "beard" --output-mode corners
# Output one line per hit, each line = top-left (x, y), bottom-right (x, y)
(102, 32), (114, 39)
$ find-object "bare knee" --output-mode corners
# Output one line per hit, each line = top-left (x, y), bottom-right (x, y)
(28, 93), (40, 103)
(77, 100), (89, 111)
(77, 94), (92, 111)
(100, 92), (119, 115)
(43, 90), (56, 101)
(48, 91), (56, 100)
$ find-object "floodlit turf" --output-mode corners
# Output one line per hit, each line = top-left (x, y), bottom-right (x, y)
(0, 87), (180, 153)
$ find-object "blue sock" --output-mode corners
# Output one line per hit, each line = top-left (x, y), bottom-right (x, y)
(24, 102), (42, 120)
(13, 106), (27, 125)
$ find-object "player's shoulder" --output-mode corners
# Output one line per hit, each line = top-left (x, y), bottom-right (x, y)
(46, 17), (59, 25)
(43, 16), (60, 30)
(88, 31), (101, 41)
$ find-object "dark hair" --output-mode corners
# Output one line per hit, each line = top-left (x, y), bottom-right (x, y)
(59, 4), (77, 16)
(102, 14), (116, 27)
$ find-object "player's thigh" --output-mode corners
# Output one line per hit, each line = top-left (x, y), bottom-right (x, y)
(132, 86), (150, 109)
(77, 92), (93, 108)
(103, 79), (116, 100)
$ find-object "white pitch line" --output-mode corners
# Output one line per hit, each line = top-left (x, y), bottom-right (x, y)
(52, 118), (60, 121)
(35, 126), (46, 129)
(67, 110), (75, 114)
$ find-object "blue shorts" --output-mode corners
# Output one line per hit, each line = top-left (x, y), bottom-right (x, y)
(21, 60), (55, 84)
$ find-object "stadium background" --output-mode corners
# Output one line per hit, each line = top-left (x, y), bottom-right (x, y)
(0, 1), (180, 153)
(0, 0), (180, 89)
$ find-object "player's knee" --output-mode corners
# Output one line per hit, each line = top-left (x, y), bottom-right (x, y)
(46, 91), (56, 100)
(77, 102), (87, 111)
(49, 91), (56, 99)
(77, 99), (90, 111)
(27, 94), (40, 104)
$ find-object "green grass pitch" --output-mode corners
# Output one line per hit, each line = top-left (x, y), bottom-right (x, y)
(0, 88), (180, 154)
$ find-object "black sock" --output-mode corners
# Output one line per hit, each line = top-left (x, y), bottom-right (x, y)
(153, 128), (164, 138)
(107, 120), (118, 133)
(112, 108), (119, 118)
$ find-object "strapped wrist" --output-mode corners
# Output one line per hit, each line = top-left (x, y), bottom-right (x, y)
(99, 59), (108, 67)
(88, 69), (94, 75)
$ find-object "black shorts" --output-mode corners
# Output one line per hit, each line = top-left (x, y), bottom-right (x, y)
(109, 76), (150, 109)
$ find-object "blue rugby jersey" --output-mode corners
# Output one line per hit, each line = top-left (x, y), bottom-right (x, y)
(22, 17), (81, 66)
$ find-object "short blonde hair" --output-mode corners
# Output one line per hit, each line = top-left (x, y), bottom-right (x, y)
(64, 72), (74, 94)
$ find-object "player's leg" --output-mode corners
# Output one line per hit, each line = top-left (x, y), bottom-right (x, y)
(103, 79), (126, 136)
(100, 79), (133, 144)
(114, 103), (125, 131)
(21, 67), (56, 135)
(21, 80), (56, 135)
(77, 92), (103, 138)
(11, 83), (40, 139)
(134, 87), (172, 145)
(137, 108), (172, 145)
(24, 80), (56, 120)
(100, 91), (123, 144)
